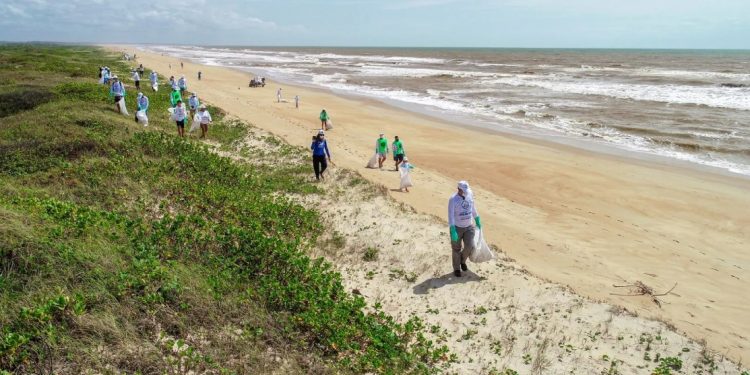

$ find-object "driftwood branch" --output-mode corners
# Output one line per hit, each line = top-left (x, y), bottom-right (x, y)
(610, 281), (677, 308)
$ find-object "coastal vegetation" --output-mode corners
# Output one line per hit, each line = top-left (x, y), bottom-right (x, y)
(0, 45), (450, 374)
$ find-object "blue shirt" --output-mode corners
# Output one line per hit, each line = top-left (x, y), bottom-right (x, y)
(311, 140), (330, 158)
(138, 96), (149, 112)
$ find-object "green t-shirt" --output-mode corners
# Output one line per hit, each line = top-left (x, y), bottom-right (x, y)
(392, 140), (404, 155)
(170, 90), (182, 107)
(320, 111), (329, 121)
(377, 138), (388, 153)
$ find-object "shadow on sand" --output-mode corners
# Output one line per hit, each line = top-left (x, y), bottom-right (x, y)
(412, 271), (486, 295)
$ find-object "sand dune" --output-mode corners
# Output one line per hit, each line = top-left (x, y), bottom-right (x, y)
(118, 46), (750, 365)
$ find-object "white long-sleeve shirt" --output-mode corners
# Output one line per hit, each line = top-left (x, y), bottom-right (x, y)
(448, 193), (478, 228)
(197, 110), (212, 124)
(173, 105), (187, 121)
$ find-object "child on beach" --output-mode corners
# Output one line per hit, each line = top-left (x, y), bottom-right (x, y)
(399, 157), (414, 192)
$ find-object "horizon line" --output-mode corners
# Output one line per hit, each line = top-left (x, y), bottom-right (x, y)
(3, 40), (749, 51)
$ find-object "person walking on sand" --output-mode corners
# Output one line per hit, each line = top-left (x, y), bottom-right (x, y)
(310, 130), (331, 181)
(392, 136), (406, 171)
(173, 100), (187, 137)
(197, 104), (212, 139)
(188, 93), (200, 118)
(375, 133), (389, 169)
(132, 70), (141, 90)
(170, 88), (182, 108)
(181, 61), (184, 69)
(178, 75), (187, 95)
(277, 88), (282, 103)
(198, 71), (202, 80)
(319, 109), (329, 130)
(399, 157), (414, 192)
(448, 181), (482, 277)
(109, 76), (126, 113)
(295, 95), (299, 109)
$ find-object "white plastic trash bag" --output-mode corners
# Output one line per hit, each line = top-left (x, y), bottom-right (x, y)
(168, 107), (175, 121)
(469, 229), (495, 263)
(152, 83), (158, 92)
(117, 98), (129, 115)
(366, 153), (379, 168)
(136, 110), (148, 126)
(325, 119), (333, 130)
(189, 113), (201, 132)
(400, 168), (412, 189)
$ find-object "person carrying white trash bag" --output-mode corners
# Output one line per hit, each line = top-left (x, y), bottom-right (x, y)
(365, 133), (388, 169)
(109, 75), (128, 115)
(448, 180), (490, 277)
(135, 92), (149, 127)
(149, 71), (158, 92)
(399, 157), (414, 192)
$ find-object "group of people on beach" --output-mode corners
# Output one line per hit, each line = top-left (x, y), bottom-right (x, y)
(100, 59), (212, 138)
(114, 53), (486, 278)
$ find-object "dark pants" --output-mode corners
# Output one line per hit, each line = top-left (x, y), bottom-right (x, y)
(313, 155), (327, 180)
(451, 226), (475, 271)
(135, 80), (140, 89)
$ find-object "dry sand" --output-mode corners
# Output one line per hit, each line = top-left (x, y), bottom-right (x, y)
(116, 46), (749, 367)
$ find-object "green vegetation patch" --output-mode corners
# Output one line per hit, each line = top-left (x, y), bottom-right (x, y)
(0, 45), (450, 374)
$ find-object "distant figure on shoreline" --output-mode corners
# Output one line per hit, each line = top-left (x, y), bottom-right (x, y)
(181, 62), (184, 69)
(319, 109), (329, 130)
(375, 133), (389, 169)
(198, 71), (202, 80)
(448, 181), (481, 277)
(277, 88), (282, 103)
(295, 95), (300, 109)
(311, 130), (331, 181)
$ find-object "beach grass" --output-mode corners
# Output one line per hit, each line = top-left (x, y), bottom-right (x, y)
(0, 45), (451, 374)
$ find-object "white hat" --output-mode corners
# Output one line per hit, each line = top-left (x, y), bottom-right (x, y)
(318, 129), (325, 135)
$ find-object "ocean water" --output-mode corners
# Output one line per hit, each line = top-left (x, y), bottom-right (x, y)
(145, 45), (750, 176)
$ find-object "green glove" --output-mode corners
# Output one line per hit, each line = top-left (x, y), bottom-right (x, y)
(475, 216), (482, 229)
(450, 225), (458, 242)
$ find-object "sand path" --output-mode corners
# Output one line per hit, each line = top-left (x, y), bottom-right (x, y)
(121, 47), (749, 364)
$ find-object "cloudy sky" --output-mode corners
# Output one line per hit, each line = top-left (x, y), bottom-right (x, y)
(0, 0), (747, 49)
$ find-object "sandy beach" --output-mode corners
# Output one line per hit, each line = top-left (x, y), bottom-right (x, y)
(118, 46), (750, 363)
